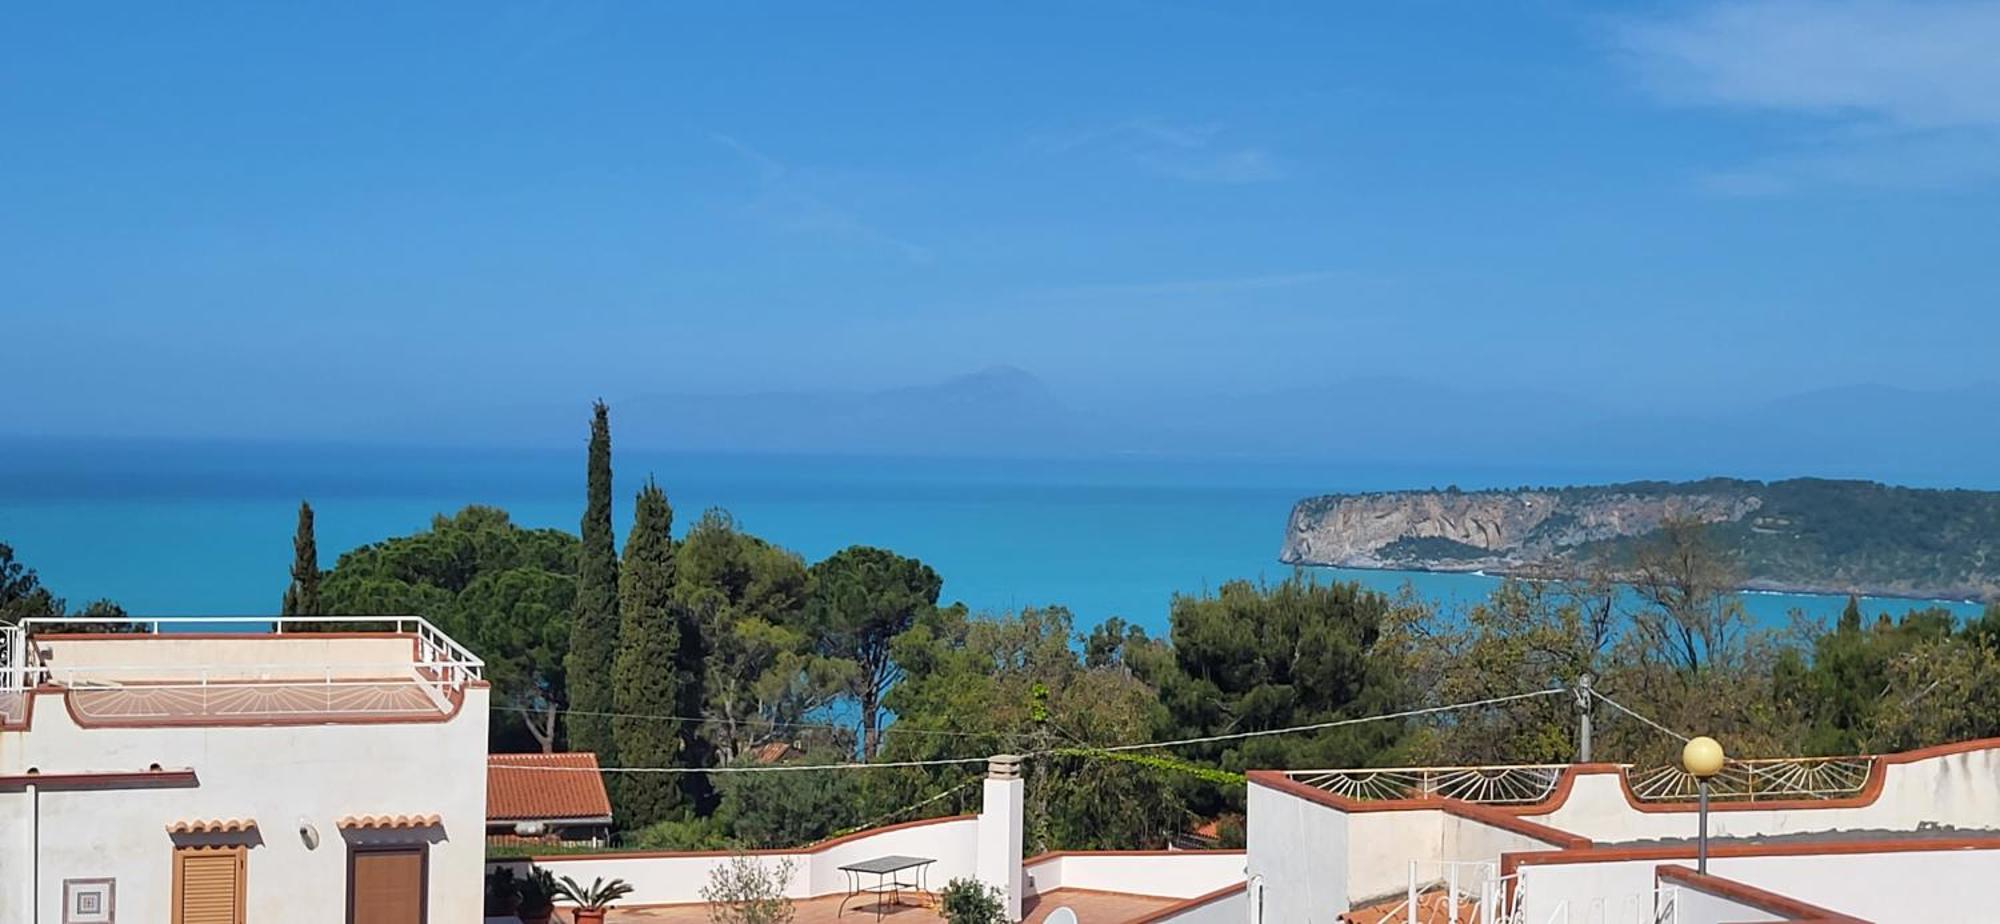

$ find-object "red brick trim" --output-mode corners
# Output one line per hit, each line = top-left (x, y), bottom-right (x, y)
(1129, 882), (1249, 923)
(1497, 833), (2000, 888)
(0, 767), (200, 790)
(1025, 848), (1246, 865)
(1655, 864), (1867, 923)
(1247, 770), (1590, 849)
(527, 813), (978, 861)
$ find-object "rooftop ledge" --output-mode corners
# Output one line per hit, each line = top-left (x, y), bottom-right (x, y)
(1, 616), (483, 727)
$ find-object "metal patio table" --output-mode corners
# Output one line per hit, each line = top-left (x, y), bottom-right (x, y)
(836, 854), (937, 919)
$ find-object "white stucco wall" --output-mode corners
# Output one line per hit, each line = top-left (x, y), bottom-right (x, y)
(1245, 780), (1349, 924)
(1691, 848), (1995, 923)
(1022, 851), (1244, 900)
(516, 817), (979, 906)
(1345, 808), (1448, 903)
(0, 681), (490, 924)
(1144, 885), (1249, 924)
(1523, 749), (2000, 843)
(33, 635), (425, 680)
(1520, 847), (2000, 923)
(1441, 813), (1563, 866)
(1671, 880), (1786, 924)
(1517, 859), (1667, 924)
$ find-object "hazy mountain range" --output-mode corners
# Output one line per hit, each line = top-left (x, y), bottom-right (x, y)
(19, 368), (1991, 488)
(566, 367), (1998, 487)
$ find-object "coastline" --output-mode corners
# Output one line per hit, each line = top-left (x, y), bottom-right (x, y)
(1280, 556), (1993, 608)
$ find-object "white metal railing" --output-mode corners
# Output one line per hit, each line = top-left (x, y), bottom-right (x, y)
(1485, 880), (1679, 924)
(1625, 756), (1874, 803)
(1650, 886), (1679, 924)
(0, 624), (23, 724)
(1405, 860), (1499, 924)
(1289, 765), (1570, 804)
(1482, 873), (1522, 924)
(1, 623), (21, 690)
(17, 615), (483, 718)
(1288, 754), (1875, 807)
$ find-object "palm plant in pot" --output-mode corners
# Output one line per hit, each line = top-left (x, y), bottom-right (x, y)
(516, 869), (557, 924)
(551, 875), (635, 924)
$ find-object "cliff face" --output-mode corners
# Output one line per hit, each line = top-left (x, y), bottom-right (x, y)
(1281, 478), (2000, 601)
(1281, 485), (1762, 572)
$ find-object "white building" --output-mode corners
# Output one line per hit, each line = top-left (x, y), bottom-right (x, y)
(1, 616), (490, 924)
(498, 736), (2000, 923)
(1245, 741), (2000, 924)
(9, 612), (1996, 924)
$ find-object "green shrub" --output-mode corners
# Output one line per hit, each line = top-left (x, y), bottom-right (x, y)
(939, 878), (1006, 924)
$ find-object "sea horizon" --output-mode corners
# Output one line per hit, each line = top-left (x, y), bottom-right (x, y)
(0, 437), (1985, 632)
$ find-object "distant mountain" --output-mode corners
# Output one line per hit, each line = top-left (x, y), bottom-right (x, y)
(1281, 477), (2000, 602)
(342, 370), (1998, 486)
(612, 366), (1084, 455)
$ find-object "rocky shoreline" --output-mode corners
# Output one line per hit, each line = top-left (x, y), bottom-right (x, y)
(1281, 479), (2000, 604)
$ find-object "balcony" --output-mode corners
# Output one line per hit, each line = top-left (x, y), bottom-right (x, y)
(1, 616), (483, 727)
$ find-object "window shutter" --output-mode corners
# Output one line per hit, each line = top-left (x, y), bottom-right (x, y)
(175, 849), (243, 924)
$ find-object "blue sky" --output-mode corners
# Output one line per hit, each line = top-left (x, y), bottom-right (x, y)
(3, 1), (1997, 441)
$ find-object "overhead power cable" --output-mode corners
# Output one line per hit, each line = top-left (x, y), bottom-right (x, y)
(490, 703), (994, 739)
(1592, 690), (1690, 742)
(490, 688), (1567, 774)
(488, 754), (994, 774)
(1081, 688), (1566, 754)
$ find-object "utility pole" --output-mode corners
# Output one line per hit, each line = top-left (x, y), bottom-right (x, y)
(1574, 672), (1595, 763)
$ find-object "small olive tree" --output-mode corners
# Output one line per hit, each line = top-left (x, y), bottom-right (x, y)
(702, 855), (796, 924)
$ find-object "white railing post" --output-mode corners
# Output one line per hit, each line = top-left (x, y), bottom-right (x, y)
(1409, 861), (1419, 924)
(1449, 863), (1461, 924)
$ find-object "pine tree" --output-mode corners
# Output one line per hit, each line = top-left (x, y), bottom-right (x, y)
(566, 400), (620, 757)
(281, 500), (320, 618)
(612, 479), (682, 826)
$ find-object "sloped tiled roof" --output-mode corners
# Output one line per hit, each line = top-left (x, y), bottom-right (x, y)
(486, 752), (613, 823)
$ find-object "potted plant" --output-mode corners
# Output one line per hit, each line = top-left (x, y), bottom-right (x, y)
(551, 875), (635, 924)
(484, 867), (523, 918)
(516, 868), (556, 924)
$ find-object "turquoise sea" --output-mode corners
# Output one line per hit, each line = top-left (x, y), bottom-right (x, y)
(0, 440), (1984, 632)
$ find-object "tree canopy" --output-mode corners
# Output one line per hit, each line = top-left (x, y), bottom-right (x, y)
(806, 545), (942, 759)
(321, 505), (577, 751)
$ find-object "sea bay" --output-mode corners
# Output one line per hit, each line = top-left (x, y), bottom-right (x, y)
(0, 439), (1983, 631)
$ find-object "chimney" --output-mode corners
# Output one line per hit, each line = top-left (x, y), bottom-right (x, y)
(977, 754), (1025, 921)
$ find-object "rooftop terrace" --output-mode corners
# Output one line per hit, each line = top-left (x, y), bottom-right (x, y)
(1, 616), (483, 726)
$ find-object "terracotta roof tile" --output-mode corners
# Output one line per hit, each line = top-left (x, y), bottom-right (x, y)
(338, 813), (442, 830)
(486, 752), (613, 823)
(167, 818), (256, 834)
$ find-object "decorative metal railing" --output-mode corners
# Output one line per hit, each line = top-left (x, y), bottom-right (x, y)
(1288, 764), (1570, 804)
(1288, 754), (1876, 807)
(1624, 756), (1875, 803)
(14, 615), (483, 720)
(0, 624), (23, 724)
(0, 623), (20, 689)
(1651, 885), (1678, 924)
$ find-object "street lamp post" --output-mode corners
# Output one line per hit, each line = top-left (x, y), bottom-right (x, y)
(1681, 736), (1726, 874)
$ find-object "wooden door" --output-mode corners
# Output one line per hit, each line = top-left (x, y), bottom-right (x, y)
(172, 846), (245, 924)
(347, 846), (427, 924)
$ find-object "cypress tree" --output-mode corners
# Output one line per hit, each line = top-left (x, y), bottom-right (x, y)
(612, 479), (681, 826)
(281, 500), (320, 618)
(566, 400), (620, 757)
